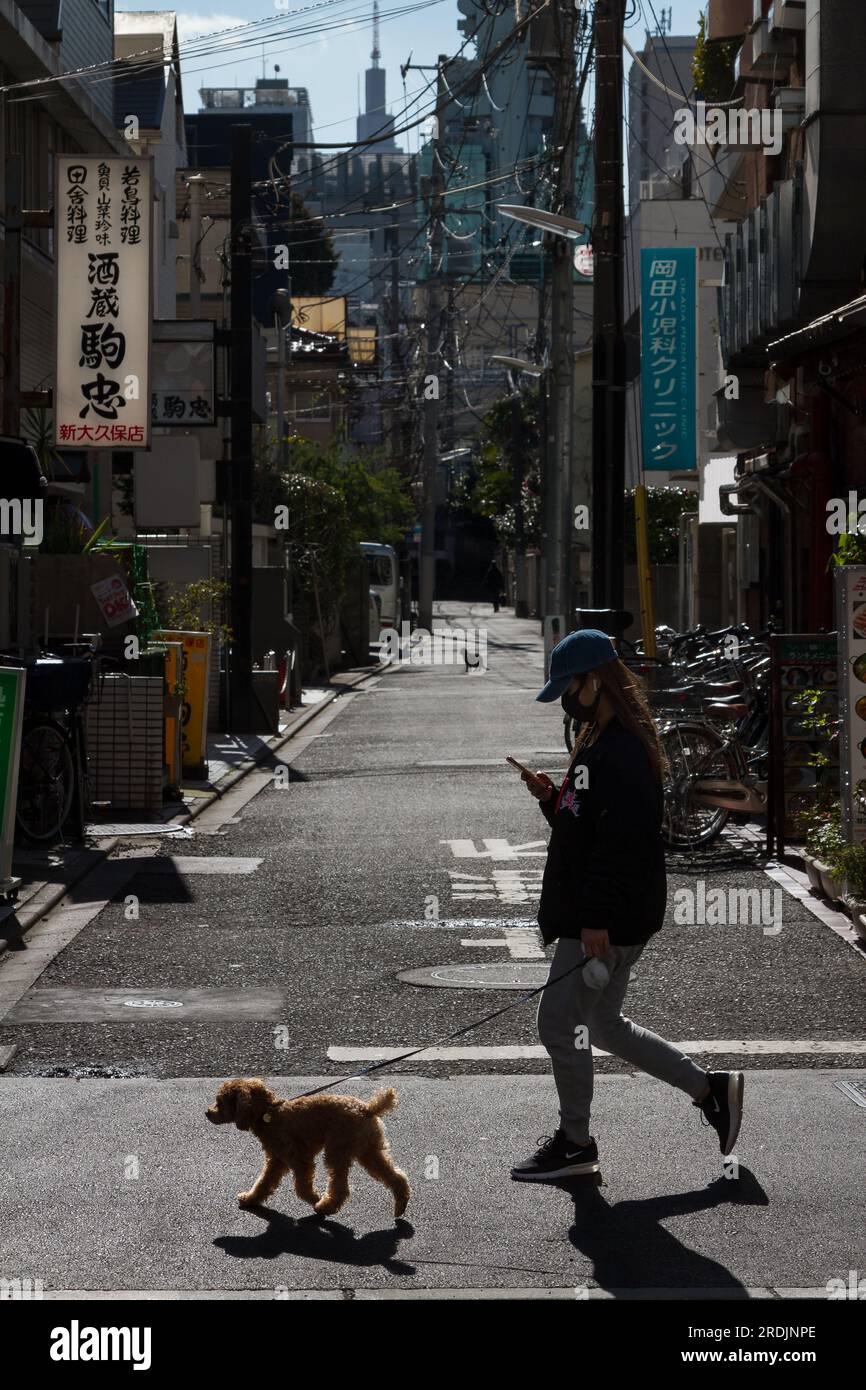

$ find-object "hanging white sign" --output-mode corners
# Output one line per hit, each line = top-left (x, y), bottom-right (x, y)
(54, 155), (153, 450)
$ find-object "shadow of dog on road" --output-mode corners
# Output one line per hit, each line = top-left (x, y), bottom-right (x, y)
(214, 1208), (415, 1279)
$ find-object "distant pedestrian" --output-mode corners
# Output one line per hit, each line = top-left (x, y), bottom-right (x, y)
(482, 560), (504, 612)
(511, 629), (744, 1182)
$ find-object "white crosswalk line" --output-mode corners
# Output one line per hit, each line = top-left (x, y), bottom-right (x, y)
(329, 1040), (866, 1061)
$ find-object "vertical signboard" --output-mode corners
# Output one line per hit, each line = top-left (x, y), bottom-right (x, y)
(54, 155), (152, 450)
(835, 567), (866, 842)
(0, 667), (26, 894)
(154, 631), (211, 777)
(640, 246), (697, 472)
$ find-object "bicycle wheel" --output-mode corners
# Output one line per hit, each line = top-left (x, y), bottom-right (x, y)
(660, 720), (734, 849)
(15, 720), (76, 843)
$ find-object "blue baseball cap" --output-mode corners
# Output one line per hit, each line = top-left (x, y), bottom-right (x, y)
(535, 629), (618, 702)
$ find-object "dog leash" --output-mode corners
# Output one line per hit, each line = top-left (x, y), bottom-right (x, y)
(289, 955), (595, 1102)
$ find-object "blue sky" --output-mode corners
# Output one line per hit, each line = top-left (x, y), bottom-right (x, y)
(117, 0), (707, 150)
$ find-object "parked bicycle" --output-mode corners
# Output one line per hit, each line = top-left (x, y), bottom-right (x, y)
(562, 620), (772, 848)
(4, 640), (122, 845)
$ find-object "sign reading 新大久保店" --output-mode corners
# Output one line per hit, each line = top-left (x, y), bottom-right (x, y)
(54, 155), (153, 451)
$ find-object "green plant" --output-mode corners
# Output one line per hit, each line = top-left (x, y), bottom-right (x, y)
(458, 388), (542, 549)
(692, 11), (741, 103)
(799, 800), (866, 896)
(829, 526), (866, 569)
(21, 405), (64, 483)
(624, 486), (699, 565)
(790, 687), (840, 771)
(803, 803), (845, 863)
(159, 578), (233, 646)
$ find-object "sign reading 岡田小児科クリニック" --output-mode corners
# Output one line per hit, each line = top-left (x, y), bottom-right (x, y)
(0, 666), (26, 894)
(640, 246), (697, 472)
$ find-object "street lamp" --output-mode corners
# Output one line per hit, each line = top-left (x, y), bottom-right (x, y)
(497, 204), (586, 239)
(489, 354), (545, 377)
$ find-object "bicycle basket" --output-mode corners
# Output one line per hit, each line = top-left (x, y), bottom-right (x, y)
(24, 658), (92, 714)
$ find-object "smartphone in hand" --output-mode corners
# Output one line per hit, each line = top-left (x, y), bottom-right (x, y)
(505, 756), (535, 778)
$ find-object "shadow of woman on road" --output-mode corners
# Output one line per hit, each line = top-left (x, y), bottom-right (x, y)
(562, 1167), (768, 1297)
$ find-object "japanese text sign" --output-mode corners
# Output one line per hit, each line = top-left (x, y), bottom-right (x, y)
(640, 247), (697, 472)
(54, 156), (152, 450)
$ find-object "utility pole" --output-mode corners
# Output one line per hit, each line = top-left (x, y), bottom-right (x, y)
(388, 223), (402, 471)
(544, 0), (577, 627)
(188, 174), (205, 319)
(229, 124), (254, 731)
(508, 374), (527, 616)
(2, 156), (22, 437)
(418, 56), (447, 632)
(591, 0), (627, 612)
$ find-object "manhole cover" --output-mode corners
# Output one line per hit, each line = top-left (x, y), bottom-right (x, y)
(7, 988), (283, 1023)
(398, 962), (549, 991)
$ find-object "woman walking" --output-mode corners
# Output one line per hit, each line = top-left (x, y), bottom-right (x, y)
(511, 629), (744, 1182)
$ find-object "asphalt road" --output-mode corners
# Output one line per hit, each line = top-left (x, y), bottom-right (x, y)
(0, 603), (864, 1296)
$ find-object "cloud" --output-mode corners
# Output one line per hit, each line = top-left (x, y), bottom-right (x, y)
(175, 13), (249, 43)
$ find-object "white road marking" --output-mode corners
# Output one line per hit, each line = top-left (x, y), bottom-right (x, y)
(442, 838), (547, 859)
(329, 1041), (866, 1062)
(138, 856), (261, 875)
(449, 868), (544, 905)
(461, 929), (545, 960)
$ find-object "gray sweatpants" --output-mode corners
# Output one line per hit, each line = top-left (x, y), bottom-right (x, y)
(536, 937), (708, 1145)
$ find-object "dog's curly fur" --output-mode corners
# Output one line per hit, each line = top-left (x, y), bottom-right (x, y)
(206, 1078), (411, 1220)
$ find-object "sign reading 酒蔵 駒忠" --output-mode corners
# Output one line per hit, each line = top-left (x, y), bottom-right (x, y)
(54, 156), (153, 450)
(640, 247), (697, 472)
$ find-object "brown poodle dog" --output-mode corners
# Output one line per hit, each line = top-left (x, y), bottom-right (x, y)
(206, 1078), (411, 1220)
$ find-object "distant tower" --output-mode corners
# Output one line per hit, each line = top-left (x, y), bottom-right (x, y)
(357, 1), (398, 150)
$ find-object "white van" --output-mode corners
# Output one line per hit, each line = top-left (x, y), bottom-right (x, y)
(360, 542), (399, 629)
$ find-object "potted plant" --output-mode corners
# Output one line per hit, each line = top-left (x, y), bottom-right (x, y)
(802, 803), (846, 901)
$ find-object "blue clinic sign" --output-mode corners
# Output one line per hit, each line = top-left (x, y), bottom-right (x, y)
(640, 247), (697, 471)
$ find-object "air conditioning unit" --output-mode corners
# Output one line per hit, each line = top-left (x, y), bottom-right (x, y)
(738, 19), (797, 79)
(773, 85), (805, 131)
(769, 0), (805, 33)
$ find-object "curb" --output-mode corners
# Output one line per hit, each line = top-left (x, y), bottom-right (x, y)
(0, 663), (384, 958)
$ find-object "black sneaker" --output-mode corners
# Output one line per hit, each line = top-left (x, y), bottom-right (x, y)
(695, 1071), (744, 1156)
(511, 1129), (600, 1181)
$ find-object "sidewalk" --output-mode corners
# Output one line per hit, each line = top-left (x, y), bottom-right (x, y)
(0, 665), (383, 961)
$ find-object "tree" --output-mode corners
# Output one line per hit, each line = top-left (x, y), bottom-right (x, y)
(453, 387), (542, 548)
(254, 433), (414, 606)
(692, 12), (741, 104)
(623, 486), (698, 565)
(274, 192), (338, 298)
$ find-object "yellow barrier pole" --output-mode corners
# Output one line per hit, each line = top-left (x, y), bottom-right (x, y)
(634, 484), (657, 660)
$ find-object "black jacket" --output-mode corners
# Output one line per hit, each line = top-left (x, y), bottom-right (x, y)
(537, 719), (666, 946)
